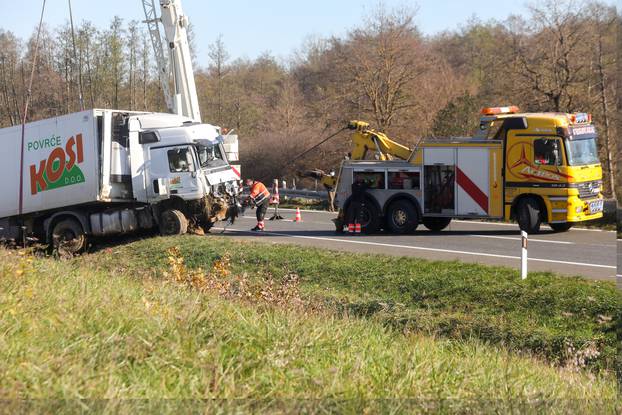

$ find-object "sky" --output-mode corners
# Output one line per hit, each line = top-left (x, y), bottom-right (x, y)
(1, 0), (618, 66)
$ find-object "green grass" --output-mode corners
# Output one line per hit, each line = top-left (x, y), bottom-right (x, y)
(103, 235), (622, 373)
(1, 240), (620, 412)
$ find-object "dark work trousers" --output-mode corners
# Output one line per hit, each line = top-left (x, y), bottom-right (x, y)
(256, 199), (269, 222)
(347, 200), (365, 224)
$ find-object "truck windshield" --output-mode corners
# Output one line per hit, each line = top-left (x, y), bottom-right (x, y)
(565, 137), (599, 166)
(196, 143), (227, 168)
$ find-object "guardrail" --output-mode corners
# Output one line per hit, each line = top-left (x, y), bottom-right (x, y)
(279, 189), (327, 200)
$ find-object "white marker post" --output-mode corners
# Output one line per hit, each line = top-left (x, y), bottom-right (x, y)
(521, 231), (528, 279)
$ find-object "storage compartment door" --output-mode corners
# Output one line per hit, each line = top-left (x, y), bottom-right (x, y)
(423, 148), (456, 215)
(456, 148), (489, 216)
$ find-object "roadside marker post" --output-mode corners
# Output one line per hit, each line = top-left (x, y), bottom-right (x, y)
(521, 231), (528, 280)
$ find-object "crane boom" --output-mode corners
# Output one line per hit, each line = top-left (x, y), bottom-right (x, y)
(142, 0), (201, 122)
(302, 121), (413, 189)
(347, 120), (412, 161)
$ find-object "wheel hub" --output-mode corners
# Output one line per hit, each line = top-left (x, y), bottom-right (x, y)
(393, 209), (408, 226)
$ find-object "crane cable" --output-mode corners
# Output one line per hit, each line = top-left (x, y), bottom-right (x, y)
(288, 126), (347, 165)
(258, 126), (347, 183)
(18, 0), (47, 216)
(68, 0), (84, 111)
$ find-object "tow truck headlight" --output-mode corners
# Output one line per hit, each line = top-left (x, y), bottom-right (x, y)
(575, 206), (582, 213)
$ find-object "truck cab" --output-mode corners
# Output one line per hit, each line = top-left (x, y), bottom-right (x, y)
(120, 111), (241, 232)
(479, 108), (604, 232)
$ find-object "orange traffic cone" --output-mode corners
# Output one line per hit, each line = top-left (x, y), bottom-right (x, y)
(355, 223), (361, 234)
(348, 223), (354, 234)
(293, 207), (302, 222)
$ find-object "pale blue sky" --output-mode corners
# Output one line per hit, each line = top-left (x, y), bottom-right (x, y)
(2, 0), (618, 66)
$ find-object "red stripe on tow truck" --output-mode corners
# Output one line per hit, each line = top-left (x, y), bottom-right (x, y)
(231, 166), (241, 178)
(456, 167), (488, 213)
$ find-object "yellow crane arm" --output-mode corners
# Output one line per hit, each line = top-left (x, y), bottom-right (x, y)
(348, 121), (412, 160)
(300, 121), (411, 189)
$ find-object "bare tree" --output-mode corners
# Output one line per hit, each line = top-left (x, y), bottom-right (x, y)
(590, 5), (617, 198)
(207, 35), (229, 125)
(506, 0), (589, 112)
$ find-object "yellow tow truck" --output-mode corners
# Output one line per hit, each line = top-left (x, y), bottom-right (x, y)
(310, 106), (604, 234)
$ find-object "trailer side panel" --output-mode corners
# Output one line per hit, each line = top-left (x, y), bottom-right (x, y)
(0, 110), (99, 218)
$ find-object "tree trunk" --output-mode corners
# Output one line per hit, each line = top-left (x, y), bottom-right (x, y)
(596, 34), (616, 199)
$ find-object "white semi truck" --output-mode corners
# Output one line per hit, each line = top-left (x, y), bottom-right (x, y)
(0, 110), (240, 253)
(0, 0), (242, 253)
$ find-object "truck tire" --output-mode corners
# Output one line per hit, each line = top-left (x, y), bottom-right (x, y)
(346, 200), (381, 234)
(549, 222), (573, 232)
(159, 209), (188, 235)
(52, 218), (86, 256)
(422, 217), (452, 232)
(386, 200), (419, 234)
(517, 198), (542, 234)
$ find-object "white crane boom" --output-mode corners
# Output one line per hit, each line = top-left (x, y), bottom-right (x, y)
(142, 0), (201, 123)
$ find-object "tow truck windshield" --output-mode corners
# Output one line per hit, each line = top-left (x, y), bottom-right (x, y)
(565, 136), (599, 166)
(196, 143), (227, 168)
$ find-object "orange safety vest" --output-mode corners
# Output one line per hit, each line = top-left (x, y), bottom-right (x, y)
(250, 181), (270, 205)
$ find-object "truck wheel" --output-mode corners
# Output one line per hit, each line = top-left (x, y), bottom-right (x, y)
(52, 218), (86, 256)
(517, 198), (542, 234)
(159, 209), (188, 235)
(549, 222), (572, 232)
(386, 200), (419, 234)
(422, 217), (452, 232)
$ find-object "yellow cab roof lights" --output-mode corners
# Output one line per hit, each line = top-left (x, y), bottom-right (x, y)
(568, 113), (592, 124)
(480, 106), (520, 116)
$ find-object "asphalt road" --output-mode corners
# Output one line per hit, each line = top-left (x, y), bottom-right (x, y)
(213, 208), (616, 281)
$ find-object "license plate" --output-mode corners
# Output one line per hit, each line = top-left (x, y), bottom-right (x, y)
(588, 200), (603, 215)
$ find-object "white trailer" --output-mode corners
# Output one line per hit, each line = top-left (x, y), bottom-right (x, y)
(0, 109), (241, 252)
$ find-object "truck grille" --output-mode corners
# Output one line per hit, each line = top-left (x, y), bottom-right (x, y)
(575, 180), (602, 199)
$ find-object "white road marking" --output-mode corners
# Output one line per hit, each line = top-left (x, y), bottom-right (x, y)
(452, 219), (612, 233)
(241, 214), (327, 226)
(471, 235), (574, 245)
(276, 209), (614, 233)
(214, 227), (615, 271)
(278, 208), (337, 214)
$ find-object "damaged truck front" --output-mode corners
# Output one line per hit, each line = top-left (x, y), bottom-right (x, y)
(0, 109), (241, 254)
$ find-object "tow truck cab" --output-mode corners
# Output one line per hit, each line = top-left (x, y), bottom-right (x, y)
(479, 108), (603, 231)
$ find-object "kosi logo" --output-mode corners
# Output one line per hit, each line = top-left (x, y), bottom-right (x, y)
(30, 134), (85, 195)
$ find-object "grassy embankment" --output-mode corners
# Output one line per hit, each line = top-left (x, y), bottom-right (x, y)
(1, 236), (620, 412)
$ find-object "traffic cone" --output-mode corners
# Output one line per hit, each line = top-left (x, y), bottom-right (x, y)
(348, 223), (355, 234)
(293, 207), (302, 222)
(355, 223), (361, 234)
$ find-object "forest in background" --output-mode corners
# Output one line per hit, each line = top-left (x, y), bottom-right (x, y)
(0, 1), (620, 197)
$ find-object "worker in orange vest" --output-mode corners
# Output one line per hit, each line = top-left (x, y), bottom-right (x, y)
(245, 178), (271, 232)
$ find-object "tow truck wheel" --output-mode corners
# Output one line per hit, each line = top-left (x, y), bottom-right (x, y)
(517, 198), (542, 234)
(549, 222), (573, 232)
(52, 218), (86, 256)
(422, 217), (452, 232)
(159, 209), (188, 235)
(386, 200), (418, 234)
